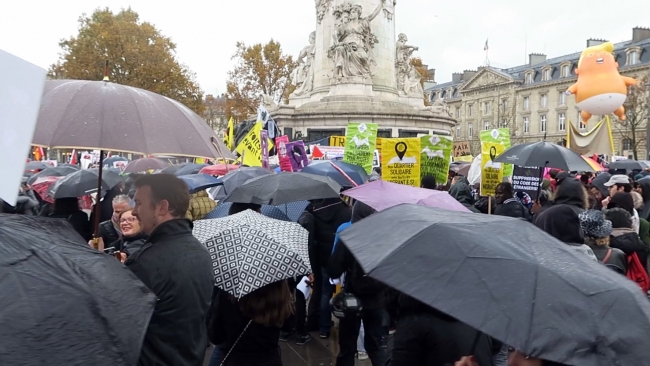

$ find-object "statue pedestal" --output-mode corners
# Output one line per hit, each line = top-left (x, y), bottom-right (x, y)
(328, 77), (374, 97)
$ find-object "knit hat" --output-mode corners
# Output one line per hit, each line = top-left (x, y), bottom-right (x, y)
(579, 209), (613, 238)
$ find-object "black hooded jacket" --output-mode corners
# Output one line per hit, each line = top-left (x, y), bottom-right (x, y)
(637, 179), (650, 220)
(311, 199), (352, 266)
(551, 178), (587, 215)
(449, 177), (480, 213)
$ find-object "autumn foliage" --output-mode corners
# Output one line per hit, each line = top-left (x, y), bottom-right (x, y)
(225, 40), (296, 121)
(49, 8), (205, 115)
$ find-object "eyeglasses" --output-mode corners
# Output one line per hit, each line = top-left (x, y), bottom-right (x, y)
(120, 217), (137, 224)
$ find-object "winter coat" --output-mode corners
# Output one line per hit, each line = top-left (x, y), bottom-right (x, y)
(449, 177), (480, 213)
(494, 198), (530, 220)
(48, 210), (92, 241)
(99, 219), (120, 246)
(586, 240), (628, 275)
(185, 190), (216, 221)
(392, 295), (494, 366)
(298, 210), (318, 273)
(610, 228), (649, 271)
(126, 219), (213, 366)
(110, 232), (147, 257)
(551, 178), (587, 216)
(640, 218), (650, 246)
(208, 289), (282, 366)
(311, 199), (351, 266)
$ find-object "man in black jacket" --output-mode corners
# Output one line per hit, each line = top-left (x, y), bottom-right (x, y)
(127, 174), (213, 366)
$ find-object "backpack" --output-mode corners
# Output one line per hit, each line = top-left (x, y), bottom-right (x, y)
(626, 252), (650, 293)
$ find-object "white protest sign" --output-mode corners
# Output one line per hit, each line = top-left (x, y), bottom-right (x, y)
(0, 50), (46, 206)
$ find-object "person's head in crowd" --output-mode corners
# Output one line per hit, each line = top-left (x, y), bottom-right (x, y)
(534, 205), (584, 244)
(549, 169), (560, 180)
(579, 174), (590, 186)
(228, 202), (262, 215)
(118, 208), (142, 237)
(555, 172), (571, 186)
(631, 191), (644, 210)
(352, 200), (377, 223)
(603, 174), (632, 197)
(587, 184), (604, 202)
(579, 209), (612, 246)
(532, 190), (552, 215)
(495, 182), (514, 204)
(236, 280), (292, 327)
(112, 194), (133, 220)
(607, 191), (634, 215)
(421, 175), (437, 190)
(605, 207), (633, 229)
(553, 177), (588, 209)
(133, 174), (190, 235)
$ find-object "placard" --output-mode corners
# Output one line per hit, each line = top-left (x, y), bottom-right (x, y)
(480, 142), (505, 196)
(275, 135), (292, 172)
(453, 141), (472, 157)
(480, 128), (512, 176)
(260, 130), (269, 169)
(512, 166), (542, 200)
(343, 122), (378, 174)
(420, 135), (453, 185)
(381, 138), (421, 187)
(286, 140), (308, 171)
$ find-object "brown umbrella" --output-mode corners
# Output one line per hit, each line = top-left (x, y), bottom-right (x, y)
(32, 80), (234, 160)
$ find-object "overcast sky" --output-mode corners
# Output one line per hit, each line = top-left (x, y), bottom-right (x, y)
(2, 0), (648, 95)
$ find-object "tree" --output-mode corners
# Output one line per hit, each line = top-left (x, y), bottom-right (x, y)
(225, 40), (296, 121)
(204, 94), (228, 133)
(615, 73), (649, 159)
(49, 8), (205, 115)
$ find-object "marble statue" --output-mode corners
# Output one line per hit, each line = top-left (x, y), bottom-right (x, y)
(260, 94), (278, 110)
(315, 0), (332, 24)
(384, 0), (396, 20)
(291, 31), (316, 96)
(395, 33), (423, 96)
(328, 1), (386, 80)
(427, 97), (452, 117)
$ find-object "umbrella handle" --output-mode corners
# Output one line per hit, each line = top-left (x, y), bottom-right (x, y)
(92, 150), (105, 241)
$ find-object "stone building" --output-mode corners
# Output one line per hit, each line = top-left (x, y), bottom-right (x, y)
(425, 27), (650, 158)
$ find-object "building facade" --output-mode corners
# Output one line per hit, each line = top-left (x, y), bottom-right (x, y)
(425, 27), (650, 159)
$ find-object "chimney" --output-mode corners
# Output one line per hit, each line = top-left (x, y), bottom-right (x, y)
(586, 38), (607, 48)
(633, 27), (650, 43)
(528, 53), (547, 66)
(452, 72), (463, 83)
(462, 69), (477, 82)
(426, 68), (436, 83)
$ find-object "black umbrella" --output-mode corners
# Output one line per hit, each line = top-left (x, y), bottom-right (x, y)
(103, 156), (129, 168)
(493, 141), (594, 172)
(224, 172), (342, 205)
(339, 204), (650, 366)
(173, 163), (207, 176)
(26, 166), (79, 185)
(0, 214), (155, 366)
(211, 167), (273, 200)
(49, 168), (122, 198)
(24, 161), (51, 171)
(608, 159), (647, 172)
(58, 163), (81, 169)
(301, 161), (369, 187)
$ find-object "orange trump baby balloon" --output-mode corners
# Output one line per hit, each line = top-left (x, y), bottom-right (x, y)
(566, 41), (637, 124)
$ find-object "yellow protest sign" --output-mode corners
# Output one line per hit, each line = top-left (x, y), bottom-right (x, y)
(235, 122), (263, 166)
(480, 142), (504, 196)
(381, 138), (421, 187)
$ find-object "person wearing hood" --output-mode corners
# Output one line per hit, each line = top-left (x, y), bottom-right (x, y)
(636, 178), (650, 221)
(534, 205), (597, 260)
(311, 197), (352, 339)
(606, 207), (649, 272)
(606, 192), (640, 234)
(539, 177), (588, 219)
(449, 176), (480, 213)
(579, 210), (627, 274)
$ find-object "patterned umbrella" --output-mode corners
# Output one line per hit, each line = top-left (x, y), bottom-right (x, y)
(194, 210), (311, 269)
(193, 211), (310, 298)
(203, 201), (310, 222)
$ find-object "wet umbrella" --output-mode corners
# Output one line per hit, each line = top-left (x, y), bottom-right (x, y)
(224, 172), (342, 205)
(32, 80), (234, 160)
(301, 161), (369, 187)
(58, 163), (81, 169)
(31, 176), (63, 203)
(608, 159), (648, 172)
(103, 156), (129, 168)
(0, 214), (155, 366)
(123, 157), (170, 173)
(204, 201), (310, 222)
(199, 164), (241, 176)
(173, 163), (207, 176)
(339, 204), (650, 366)
(211, 167), (273, 200)
(450, 162), (471, 177)
(178, 174), (223, 194)
(49, 168), (122, 198)
(159, 165), (183, 174)
(343, 179), (471, 213)
(26, 166), (79, 185)
(493, 141), (594, 172)
(24, 161), (51, 171)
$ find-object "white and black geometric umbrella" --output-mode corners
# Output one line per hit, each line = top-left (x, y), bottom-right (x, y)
(194, 210), (311, 269)
(194, 211), (311, 298)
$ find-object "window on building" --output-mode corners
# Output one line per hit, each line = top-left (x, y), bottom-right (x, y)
(628, 51), (639, 65)
(455, 107), (460, 118)
(468, 104), (473, 117)
(484, 121), (490, 130)
(558, 113), (566, 131)
(561, 65), (571, 77)
(448, 89), (455, 98)
(456, 125), (461, 138)
(543, 69), (551, 81)
(501, 100), (508, 113)
(559, 91), (566, 105)
(540, 115), (547, 132)
(525, 73), (534, 84)
(484, 102), (490, 115)
(578, 111), (586, 130)
(622, 138), (632, 151)
(468, 123), (473, 138)
(523, 117), (530, 133)
(500, 119), (508, 128)
(540, 94), (547, 108)
(523, 96), (530, 110)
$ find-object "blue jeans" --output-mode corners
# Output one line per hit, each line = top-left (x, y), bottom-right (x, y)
(319, 267), (334, 335)
(357, 321), (366, 353)
(493, 343), (508, 366)
(208, 346), (224, 366)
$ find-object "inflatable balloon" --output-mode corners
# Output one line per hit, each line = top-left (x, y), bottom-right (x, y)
(565, 41), (637, 124)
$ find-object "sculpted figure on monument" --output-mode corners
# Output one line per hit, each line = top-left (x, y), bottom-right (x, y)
(291, 31), (316, 96)
(328, 1), (385, 80)
(383, 0), (396, 20)
(315, 0), (333, 24)
(427, 97), (452, 117)
(395, 33), (423, 96)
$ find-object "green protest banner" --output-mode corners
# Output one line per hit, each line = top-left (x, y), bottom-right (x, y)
(343, 122), (377, 174)
(420, 135), (453, 185)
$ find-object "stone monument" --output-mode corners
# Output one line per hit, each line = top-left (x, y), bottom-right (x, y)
(272, 0), (456, 140)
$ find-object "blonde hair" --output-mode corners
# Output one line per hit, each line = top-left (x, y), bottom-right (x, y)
(577, 41), (614, 68)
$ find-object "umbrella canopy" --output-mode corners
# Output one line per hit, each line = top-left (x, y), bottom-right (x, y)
(339, 204), (650, 366)
(204, 201), (310, 222)
(301, 161), (369, 187)
(493, 141), (594, 172)
(0, 214), (155, 366)
(608, 159), (648, 172)
(33, 80), (235, 160)
(26, 166), (79, 185)
(210, 167), (273, 200)
(58, 163), (81, 169)
(103, 156), (129, 168)
(173, 163), (207, 176)
(450, 162), (471, 177)
(49, 168), (122, 198)
(223, 172), (342, 205)
(123, 157), (169, 173)
(199, 164), (241, 176)
(581, 155), (606, 171)
(343, 180), (471, 213)
(31, 176), (63, 203)
(193, 210), (310, 298)
(24, 161), (52, 171)
(178, 174), (223, 194)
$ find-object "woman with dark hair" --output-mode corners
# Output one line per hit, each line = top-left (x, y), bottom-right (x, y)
(47, 197), (92, 240)
(208, 280), (293, 366)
